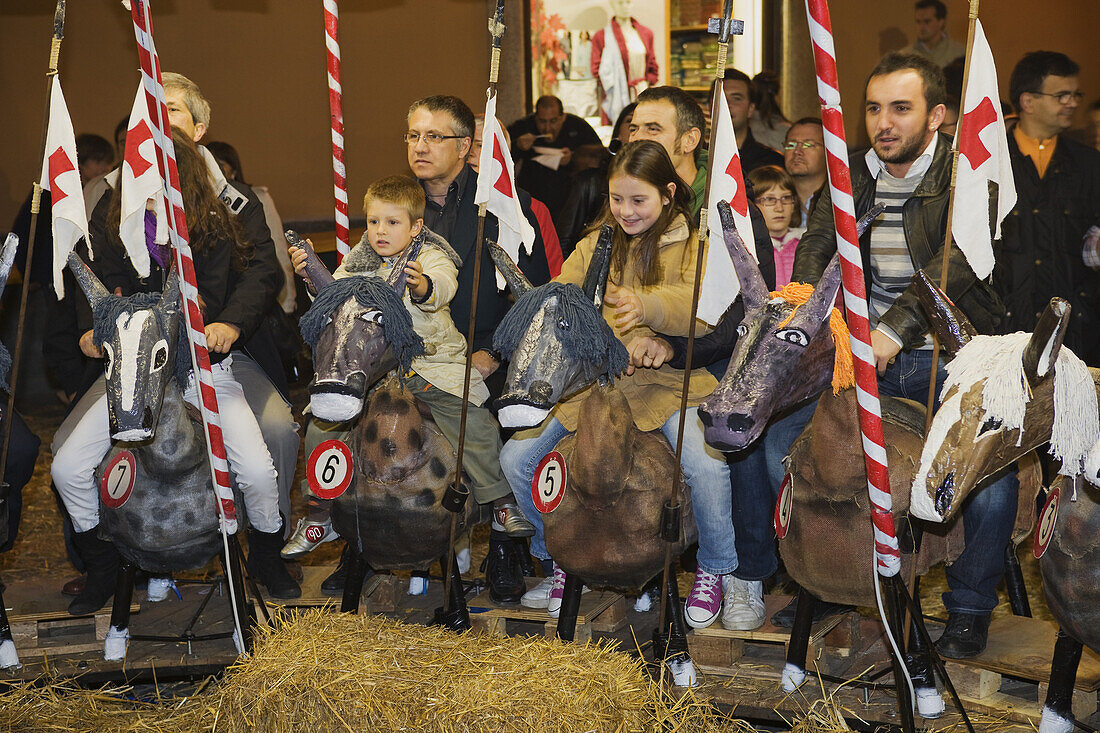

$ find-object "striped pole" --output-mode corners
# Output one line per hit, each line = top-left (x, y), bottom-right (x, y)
(804, 0), (900, 577)
(129, 0), (237, 535)
(323, 0), (349, 262)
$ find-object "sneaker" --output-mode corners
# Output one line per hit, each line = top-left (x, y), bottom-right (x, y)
(521, 575), (556, 609)
(545, 565), (567, 618)
(280, 518), (338, 559)
(493, 503), (536, 538)
(720, 577), (766, 631)
(685, 570), (723, 629)
(146, 577), (178, 603)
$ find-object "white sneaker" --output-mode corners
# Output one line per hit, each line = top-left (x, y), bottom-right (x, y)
(521, 574), (557, 609)
(407, 576), (429, 596)
(280, 517), (338, 559)
(720, 576), (765, 631)
(146, 577), (177, 602)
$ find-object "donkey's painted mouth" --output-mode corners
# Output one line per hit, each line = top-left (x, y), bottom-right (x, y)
(496, 399), (552, 429)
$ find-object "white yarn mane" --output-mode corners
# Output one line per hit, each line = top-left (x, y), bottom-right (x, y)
(945, 333), (1099, 477)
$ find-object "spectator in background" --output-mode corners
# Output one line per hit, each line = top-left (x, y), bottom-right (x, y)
(84, 119), (128, 214)
(783, 118), (827, 222)
(716, 69), (784, 174)
(1088, 99), (1100, 151)
(903, 0), (964, 69)
(629, 87), (707, 216)
(206, 141), (296, 316)
(508, 95), (604, 220)
(748, 166), (804, 288)
(553, 102), (636, 259)
(749, 71), (792, 151)
(468, 115), (564, 277)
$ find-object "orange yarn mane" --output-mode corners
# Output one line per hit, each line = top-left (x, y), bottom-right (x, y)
(769, 282), (855, 394)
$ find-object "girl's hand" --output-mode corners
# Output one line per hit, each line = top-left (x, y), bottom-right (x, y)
(289, 243), (315, 290)
(404, 259), (428, 299)
(604, 282), (644, 332)
(625, 335), (673, 375)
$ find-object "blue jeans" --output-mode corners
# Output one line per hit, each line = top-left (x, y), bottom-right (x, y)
(878, 349), (1018, 616)
(501, 408), (737, 575)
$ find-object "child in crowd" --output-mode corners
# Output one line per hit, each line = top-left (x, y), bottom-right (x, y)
(281, 176), (533, 560)
(499, 141), (740, 630)
(747, 166), (804, 288)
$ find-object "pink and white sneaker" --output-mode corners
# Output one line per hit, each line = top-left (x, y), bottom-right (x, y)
(685, 570), (723, 629)
(545, 565), (567, 619)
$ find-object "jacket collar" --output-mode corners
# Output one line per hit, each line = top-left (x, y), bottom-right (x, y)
(860, 132), (952, 198)
(656, 214), (690, 247)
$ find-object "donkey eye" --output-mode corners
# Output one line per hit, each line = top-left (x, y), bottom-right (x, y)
(557, 317), (570, 330)
(150, 340), (169, 372)
(736, 324), (748, 337)
(978, 417), (1003, 436)
(774, 328), (809, 347)
(103, 343), (114, 379)
(360, 310), (383, 324)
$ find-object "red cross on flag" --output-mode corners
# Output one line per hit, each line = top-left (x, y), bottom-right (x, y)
(120, 82), (168, 278)
(952, 19), (1016, 280)
(39, 76), (90, 299)
(476, 91), (536, 290)
(700, 85), (757, 326)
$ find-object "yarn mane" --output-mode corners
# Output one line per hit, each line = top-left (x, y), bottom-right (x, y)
(300, 275), (425, 374)
(92, 292), (190, 387)
(493, 282), (629, 380)
(770, 282), (854, 394)
(945, 332), (1099, 477)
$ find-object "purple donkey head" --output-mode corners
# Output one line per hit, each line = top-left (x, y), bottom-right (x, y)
(697, 201), (883, 451)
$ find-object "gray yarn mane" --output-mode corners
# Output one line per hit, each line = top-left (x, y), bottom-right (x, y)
(91, 292), (189, 387)
(494, 282), (628, 379)
(340, 228), (463, 275)
(0, 343), (10, 391)
(300, 275), (425, 373)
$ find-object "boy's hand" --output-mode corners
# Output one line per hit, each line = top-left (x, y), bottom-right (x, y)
(605, 282), (644, 332)
(79, 330), (103, 359)
(205, 322), (241, 354)
(288, 244), (314, 290)
(471, 349), (500, 379)
(404, 259), (428, 299)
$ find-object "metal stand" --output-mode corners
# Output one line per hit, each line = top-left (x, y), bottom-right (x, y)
(883, 577), (917, 733)
(651, 571), (691, 660)
(556, 572), (584, 641)
(1003, 542), (1032, 617)
(432, 552), (471, 632)
(1042, 630), (1084, 726)
(340, 548), (369, 614)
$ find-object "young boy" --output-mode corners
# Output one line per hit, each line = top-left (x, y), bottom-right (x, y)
(281, 175), (533, 560)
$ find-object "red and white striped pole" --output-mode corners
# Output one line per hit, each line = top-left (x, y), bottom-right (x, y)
(323, 0), (349, 262)
(129, 0), (237, 535)
(804, 0), (901, 577)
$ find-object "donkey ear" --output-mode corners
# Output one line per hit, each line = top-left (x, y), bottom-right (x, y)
(855, 202), (886, 238)
(159, 264), (181, 311)
(66, 250), (111, 309)
(386, 239), (423, 295)
(487, 239), (532, 297)
(1023, 297), (1071, 386)
(582, 225), (614, 307)
(801, 252), (843, 324)
(0, 233), (19, 302)
(910, 270), (976, 356)
(717, 201), (768, 313)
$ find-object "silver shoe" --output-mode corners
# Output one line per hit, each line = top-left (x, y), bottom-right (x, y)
(494, 503), (536, 538)
(280, 517), (338, 559)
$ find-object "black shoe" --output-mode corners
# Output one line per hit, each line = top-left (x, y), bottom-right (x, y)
(936, 612), (990, 659)
(770, 596), (853, 628)
(248, 524), (302, 599)
(68, 528), (121, 615)
(485, 530), (524, 605)
(321, 543), (350, 594)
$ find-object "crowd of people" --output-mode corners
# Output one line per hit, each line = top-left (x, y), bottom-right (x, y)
(4, 0), (1098, 664)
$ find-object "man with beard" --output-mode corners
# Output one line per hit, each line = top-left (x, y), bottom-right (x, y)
(787, 52), (1015, 658)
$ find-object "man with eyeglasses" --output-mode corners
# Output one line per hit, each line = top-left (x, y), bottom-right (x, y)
(996, 51), (1100, 366)
(782, 118), (827, 223)
(406, 94), (553, 605)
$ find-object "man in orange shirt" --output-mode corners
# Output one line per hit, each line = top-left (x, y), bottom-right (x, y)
(996, 51), (1100, 366)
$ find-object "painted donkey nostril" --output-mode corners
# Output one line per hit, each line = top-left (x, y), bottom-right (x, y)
(934, 472), (955, 516)
(698, 409), (714, 428)
(725, 413), (753, 433)
(143, 407), (154, 430)
(529, 380), (552, 403)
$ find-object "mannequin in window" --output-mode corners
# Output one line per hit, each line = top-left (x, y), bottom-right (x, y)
(591, 0), (659, 125)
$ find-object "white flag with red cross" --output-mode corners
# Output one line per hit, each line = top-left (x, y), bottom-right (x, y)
(952, 19), (1016, 280)
(475, 91), (536, 290)
(40, 76), (90, 299)
(700, 85), (757, 326)
(120, 82), (169, 279)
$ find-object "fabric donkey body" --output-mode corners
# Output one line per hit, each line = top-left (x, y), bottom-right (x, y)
(909, 279), (1100, 733)
(300, 239), (471, 571)
(68, 253), (227, 574)
(491, 228), (696, 589)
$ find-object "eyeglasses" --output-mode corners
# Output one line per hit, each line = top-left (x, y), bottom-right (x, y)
(1028, 90), (1085, 105)
(783, 140), (822, 150)
(757, 194), (795, 207)
(403, 132), (466, 145)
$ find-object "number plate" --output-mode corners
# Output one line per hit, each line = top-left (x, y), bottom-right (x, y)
(1034, 484), (1060, 559)
(532, 451), (567, 514)
(774, 473), (794, 539)
(308, 439), (354, 500)
(101, 451), (137, 509)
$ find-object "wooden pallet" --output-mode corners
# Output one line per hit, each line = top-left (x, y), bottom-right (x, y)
(690, 594), (850, 676)
(253, 566), (396, 614)
(467, 579), (627, 644)
(5, 579), (140, 658)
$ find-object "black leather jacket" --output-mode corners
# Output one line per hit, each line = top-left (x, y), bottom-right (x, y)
(791, 132), (1004, 347)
